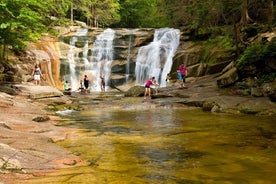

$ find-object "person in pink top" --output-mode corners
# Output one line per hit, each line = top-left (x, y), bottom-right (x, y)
(178, 62), (188, 88)
(144, 76), (156, 99)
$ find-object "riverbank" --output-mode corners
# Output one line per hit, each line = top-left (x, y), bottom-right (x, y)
(0, 75), (275, 183)
(126, 74), (276, 116)
(0, 83), (85, 183)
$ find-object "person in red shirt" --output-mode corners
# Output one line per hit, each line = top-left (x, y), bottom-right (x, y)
(178, 63), (188, 88)
(144, 76), (156, 100)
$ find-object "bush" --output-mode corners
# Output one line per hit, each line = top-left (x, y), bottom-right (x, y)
(237, 44), (265, 69)
(237, 38), (276, 70)
(255, 72), (276, 85)
(198, 35), (235, 64)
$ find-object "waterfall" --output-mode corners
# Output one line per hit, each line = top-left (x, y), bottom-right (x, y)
(63, 28), (179, 91)
(66, 28), (89, 91)
(86, 28), (115, 91)
(135, 28), (180, 87)
(126, 31), (134, 82)
(68, 36), (78, 91)
(66, 28), (115, 92)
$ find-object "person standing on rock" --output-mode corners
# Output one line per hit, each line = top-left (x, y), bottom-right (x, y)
(32, 64), (43, 86)
(144, 76), (157, 100)
(78, 79), (84, 92)
(177, 70), (183, 88)
(100, 76), (105, 92)
(166, 73), (171, 86)
(178, 62), (188, 88)
(152, 78), (159, 95)
(83, 75), (89, 93)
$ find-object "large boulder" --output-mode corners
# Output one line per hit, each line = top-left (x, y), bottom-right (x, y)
(206, 61), (231, 75)
(217, 67), (239, 88)
(125, 86), (144, 97)
(268, 90), (276, 102)
(14, 84), (64, 99)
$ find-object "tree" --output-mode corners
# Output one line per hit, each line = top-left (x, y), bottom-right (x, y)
(0, 0), (48, 62)
(74, 0), (120, 27)
(47, 0), (71, 18)
(114, 0), (169, 28)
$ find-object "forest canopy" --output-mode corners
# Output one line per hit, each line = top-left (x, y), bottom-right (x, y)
(0, 0), (275, 62)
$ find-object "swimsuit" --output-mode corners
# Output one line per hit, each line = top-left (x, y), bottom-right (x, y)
(84, 78), (89, 89)
(145, 80), (152, 88)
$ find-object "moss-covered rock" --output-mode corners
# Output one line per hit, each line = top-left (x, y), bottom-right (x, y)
(125, 86), (145, 97)
(217, 67), (239, 88)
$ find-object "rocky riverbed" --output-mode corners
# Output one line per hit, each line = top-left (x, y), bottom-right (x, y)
(0, 83), (84, 183)
(126, 74), (276, 116)
(0, 75), (275, 183)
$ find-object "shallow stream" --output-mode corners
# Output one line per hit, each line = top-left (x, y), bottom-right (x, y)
(26, 94), (276, 184)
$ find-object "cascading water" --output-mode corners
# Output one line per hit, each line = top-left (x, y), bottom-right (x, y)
(126, 31), (134, 82)
(67, 28), (88, 91)
(68, 36), (78, 91)
(64, 28), (179, 91)
(135, 28), (180, 87)
(66, 28), (115, 92)
(87, 28), (115, 91)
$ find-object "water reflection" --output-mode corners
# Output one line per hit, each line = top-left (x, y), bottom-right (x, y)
(25, 99), (276, 184)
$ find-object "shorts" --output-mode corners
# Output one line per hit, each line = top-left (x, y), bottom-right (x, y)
(145, 85), (150, 88)
(34, 75), (40, 80)
(181, 74), (186, 82)
(177, 73), (182, 80)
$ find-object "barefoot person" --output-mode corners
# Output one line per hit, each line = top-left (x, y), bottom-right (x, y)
(144, 76), (157, 100)
(178, 62), (188, 88)
(166, 73), (171, 86)
(32, 64), (43, 85)
(177, 70), (183, 88)
(83, 75), (89, 93)
(152, 78), (160, 95)
(100, 76), (105, 92)
(78, 79), (84, 92)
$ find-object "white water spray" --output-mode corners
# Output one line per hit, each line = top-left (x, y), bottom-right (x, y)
(68, 36), (78, 91)
(67, 28), (89, 91)
(126, 31), (134, 82)
(135, 28), (180, 87)
(87, 28), (115, 91)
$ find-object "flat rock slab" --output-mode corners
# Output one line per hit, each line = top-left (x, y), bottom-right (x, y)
(15, 85), (63, 99)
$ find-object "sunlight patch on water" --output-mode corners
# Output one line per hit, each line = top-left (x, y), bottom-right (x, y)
(55, 109), (77, 116)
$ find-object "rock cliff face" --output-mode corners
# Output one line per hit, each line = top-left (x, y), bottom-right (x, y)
(21, 27), (156, 90)
(11, 26), (275, 98)
(15, 26), (236, 89)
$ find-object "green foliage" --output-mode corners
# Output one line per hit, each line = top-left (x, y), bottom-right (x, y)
(113, 0), (169, 28)
(46, 0), (71, 18)
(74, 0), (120, 27)
(0, 0), (49, 61)
(237, 39), (276, 69)
(237, 44), (264, 68)
(255, 72), (276, 85)
(198, 34), (235, 64)
(263, 37), (276, 57)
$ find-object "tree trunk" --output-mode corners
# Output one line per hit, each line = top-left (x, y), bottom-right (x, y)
(268, 0), (274, 25)
(233, 23), (240, 59)
(241, 0), (254, 25)
(0, 45), (3, 63)
(70, 1), (74, 22)
(3, 44), (8, 61)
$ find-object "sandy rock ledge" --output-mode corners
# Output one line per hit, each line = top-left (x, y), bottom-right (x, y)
(0, 84), (85, 183)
